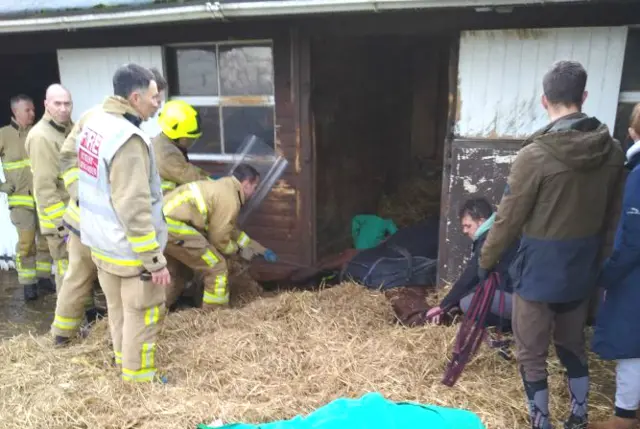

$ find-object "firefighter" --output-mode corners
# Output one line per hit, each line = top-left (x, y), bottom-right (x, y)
(0, 95), (54, 300)
(25, 85), (74, 291)
(163, 164), (278, 310)
(52, 69), (168, 345)
(77, 64), (170, 383)
(154, 100), (212, 194)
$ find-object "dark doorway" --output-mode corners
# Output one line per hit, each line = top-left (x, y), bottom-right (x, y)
(0, 52), (60, 124)
(311, 35), (452, 258)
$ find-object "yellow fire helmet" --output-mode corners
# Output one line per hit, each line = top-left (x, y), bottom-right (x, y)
(158, 99), (203, 140)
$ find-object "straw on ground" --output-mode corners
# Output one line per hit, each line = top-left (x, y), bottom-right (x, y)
(0, 283), (615, 429)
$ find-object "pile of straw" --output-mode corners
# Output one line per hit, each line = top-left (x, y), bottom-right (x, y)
(0, 283), (615, 429)
(379, 178), (442, 227)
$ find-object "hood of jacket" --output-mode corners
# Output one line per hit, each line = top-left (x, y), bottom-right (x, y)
(527, 112), (616, 171)
(473, 212), (495, 242)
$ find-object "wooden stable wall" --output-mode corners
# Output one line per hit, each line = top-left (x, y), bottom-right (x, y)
(0, 20), (313, 278)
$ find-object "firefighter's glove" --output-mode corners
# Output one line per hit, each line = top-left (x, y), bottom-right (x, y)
(477, 267), (489, 282)
(0, 182), (15, 194)
(264, 249), (278, 263)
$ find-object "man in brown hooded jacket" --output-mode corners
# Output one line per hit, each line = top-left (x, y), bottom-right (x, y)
(478, 61), (625, 429)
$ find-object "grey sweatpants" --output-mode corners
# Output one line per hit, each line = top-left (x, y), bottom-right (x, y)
(460, 290), (513, 319)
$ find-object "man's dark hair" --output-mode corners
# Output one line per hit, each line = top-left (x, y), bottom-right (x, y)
(113, 63), (155, 98)
(459, 198), (493, 222)
(542, 60), (587, 107)
(233, 164), (260, 183)
(148, 67), (167, 92)
(10, 94), (32, 108)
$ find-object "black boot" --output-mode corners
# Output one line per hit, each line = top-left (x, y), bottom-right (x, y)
(23, 284), (38, 301)
(556, 345), (589, 429)
(37, 278), (56, 294)
(521, 367), (552, 429)
(564, 413), (587, 429)
(85, 307), (107, 324)
(54, 335), (71, 347)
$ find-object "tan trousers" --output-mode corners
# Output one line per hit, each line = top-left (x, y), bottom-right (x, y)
(97, 268), (166, 382)
(10, 207), (52, 284)
(51, 232), (97, 337)
(165, 233), (228, 310)
(44, 234), (68, 290)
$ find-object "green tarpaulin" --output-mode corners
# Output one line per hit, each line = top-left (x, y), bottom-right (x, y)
(198, 392), (485, 429)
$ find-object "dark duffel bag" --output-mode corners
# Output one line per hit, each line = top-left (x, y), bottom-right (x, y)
(340, 244), (437, 290)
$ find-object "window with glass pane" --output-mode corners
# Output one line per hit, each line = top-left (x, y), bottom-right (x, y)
(166, 42), (275, 156)
(190, 106), (222, 153)
(219, 45), (274, 96)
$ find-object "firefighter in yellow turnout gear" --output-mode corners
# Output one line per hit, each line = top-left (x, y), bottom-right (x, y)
(78, 64), (170, 383)
(25, 85), (74, 291)
(163, 164), (278, 309)
(0, 95), (54, 300)
(52, 71), (168, 345)
(153, 100), (211, 194)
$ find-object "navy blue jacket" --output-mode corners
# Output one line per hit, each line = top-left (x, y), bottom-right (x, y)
(593, 145), (640, 360)
(440, 231), (518, 311)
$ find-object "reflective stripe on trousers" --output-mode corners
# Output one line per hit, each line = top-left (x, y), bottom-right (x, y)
(36, 261), (52, 273)
(203, 274), (229, 305)
(8, 194), (35, 209)
(52, 314), (82, 331)
(16, 254), (36, 283)
(122, 306), (162, 382)
(3, 159), (31, 170)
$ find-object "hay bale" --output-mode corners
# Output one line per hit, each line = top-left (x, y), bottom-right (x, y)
(0, 283), (615, 429)
(379, 178), (442, 227)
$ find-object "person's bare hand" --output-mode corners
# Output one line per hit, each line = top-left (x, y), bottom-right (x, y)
(427, 306), (442, 324)
(152, 267), (171, 286)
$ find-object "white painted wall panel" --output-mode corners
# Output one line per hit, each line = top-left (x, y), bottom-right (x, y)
(456, 27), (628, 138)
(57, 46), (165, 137)
(0, 161), (17, 269)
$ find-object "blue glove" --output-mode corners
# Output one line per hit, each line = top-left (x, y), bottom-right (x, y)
(209, 175), (221, 181)
(263, 249), (278, 263)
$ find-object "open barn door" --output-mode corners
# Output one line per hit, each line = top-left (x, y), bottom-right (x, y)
(437, 26), (628, 284)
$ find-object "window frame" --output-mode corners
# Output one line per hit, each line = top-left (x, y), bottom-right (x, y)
(613, 28), (640, 145)
(164, 39), (276, 161)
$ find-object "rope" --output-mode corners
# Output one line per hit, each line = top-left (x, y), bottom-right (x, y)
(441, 272), (505, 387)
